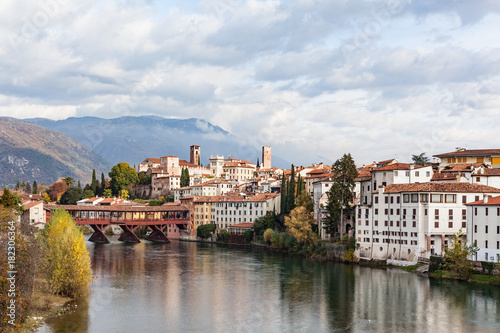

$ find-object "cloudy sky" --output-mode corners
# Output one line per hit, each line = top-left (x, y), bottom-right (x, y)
(1, 0), (500, 166)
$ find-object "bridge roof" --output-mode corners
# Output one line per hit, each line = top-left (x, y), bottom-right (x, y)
(45, 204), (190, 212)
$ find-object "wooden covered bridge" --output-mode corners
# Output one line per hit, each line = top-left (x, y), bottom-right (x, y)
(44, 204), (190, 244)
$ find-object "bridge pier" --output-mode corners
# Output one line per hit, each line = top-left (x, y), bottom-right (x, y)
(118, 225), (141, 243)
(88, 224), (110, 244)
(145, 225), (170, 243)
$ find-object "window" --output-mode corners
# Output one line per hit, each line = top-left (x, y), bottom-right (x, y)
(474, 225), (477, 233)
(365, 220), (369, 226)
(445, 194), (456, 203)
(385, 220), (388, 227)
(385, 209), (388, 215)
(426, 171), (430, 177)
(420, 194), (428, 203)
(486, 208), (489, 216)
(385, 197), (388, 204)
(375, 209), (378, 215)
(498, 226), (500, 234)
(485, 241), (488, 248)
(411, 194), (418, 203)
(475, 207), (477, 216)
(390, 209), (393, 215)
(396, 209), (400, 215)
(375, 196), (378, 203)
(435, 221), (439, 228)
(394, 171), (398, 176)
(415, 171), (419, 177)
(486, 225), (488, 233)
(431, 194), (442, 203)
(403, 194), (410, 203)
(462, 209), (466, 219)
(449, 209), (453, 219)
(390, 220), (393, 227)
(462, 196), (467, 204)
(475, 195), (480, 201)
(412, 221), (416, 228)
(477, 157), (484, 163)
(405, 171), (409, 176)
(462, 221), (466, 228)
(435, 209), (439, 219)
(448, 221), (453, 228)
(397, 196), (400, 204)
(375, 220), (378, 226)
(403, 221), (406, 227)
(425, 209), (428, 216)
(476, 177), (481, 182)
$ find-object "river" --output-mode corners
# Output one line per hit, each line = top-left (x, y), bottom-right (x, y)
(37, 236), (500, 332)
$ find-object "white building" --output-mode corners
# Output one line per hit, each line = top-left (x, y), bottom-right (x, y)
(466, 195), (500, 262)
(356, 182), (500, 263)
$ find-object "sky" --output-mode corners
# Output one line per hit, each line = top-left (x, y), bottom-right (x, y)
(1, 0), (500, 166)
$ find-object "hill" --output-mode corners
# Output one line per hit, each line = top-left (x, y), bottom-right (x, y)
(23, 116), (290, 168)
(0, 118), (111, 188)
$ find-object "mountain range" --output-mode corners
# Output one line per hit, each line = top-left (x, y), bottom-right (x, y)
(0, 118), (111, 188)
(23, 116), (290, 168)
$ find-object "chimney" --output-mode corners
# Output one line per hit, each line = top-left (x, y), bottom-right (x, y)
(484, 195), (489, 203)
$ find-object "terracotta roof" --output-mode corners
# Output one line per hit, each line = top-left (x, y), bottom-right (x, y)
(143, 158), (160, 163)
(179, 160), (201, 168)
(466, 196), (500, 206)
(228, 223), (254, 228)
(431, 173), (459, 181)
(23, 201), (43, 210)
(373, 163), (429, 171)
(193, 193), (278, 204)
(377, 159), (397, 166)
(442, 163), (481, 172)
(473, 168), (500, 176)
(434, 149), (500, 157)
(306, 169), (328, 175)
(224, 162), (255, 168)
(161, 155), (177, 158)
(45, 204), (189, 212)
(383, 182), (500, 194)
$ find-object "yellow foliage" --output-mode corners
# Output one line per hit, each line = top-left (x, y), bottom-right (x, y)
(285, 206), (318, 246)
(263, 228), (273, 243)
(43, 209), (92, 298)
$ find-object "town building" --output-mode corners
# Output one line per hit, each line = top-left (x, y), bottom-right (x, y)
(434, 148), (500, 170)
(466, 195), (500, 262)
(355, 182), (500, 263)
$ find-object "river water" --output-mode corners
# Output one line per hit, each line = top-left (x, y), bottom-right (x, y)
(37, 236), (500, 333)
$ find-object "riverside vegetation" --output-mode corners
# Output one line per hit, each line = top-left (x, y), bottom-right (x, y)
(0, 189), (92, 331)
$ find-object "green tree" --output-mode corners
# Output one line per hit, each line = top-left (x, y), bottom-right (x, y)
(24, 181), (32, 194)
(83, 189), (95, 199)
(109, 162), (138, 196)
(103, 189), (113, 198)
(253, 211), (276, 236)
(138, 172), (152, 185)
(285, 206), (317, 246)
(32, 180), (38, 194)
(287, 165), (296, 213)
(197, 224), (216, 239)
(90, 169), (99, 195)
(15, 180), (20, 191)
(0, 187), (24, 215)
(180, 168), (190, 187)
(120, 189), (129, 200)
(43, 208), (92, 298)
(62, 177), (75, 187)
(296, 174), (303, 197)
(59, 187), (83, 205)
(280, 171), (287, 214)
(296, 191), (314, 213)
(256, 158), (260, 168)
(445, 230), (478, 280)
(323, 153), (358, 240)
(412, 153), (430, 166)
(100, 173), (106, 196)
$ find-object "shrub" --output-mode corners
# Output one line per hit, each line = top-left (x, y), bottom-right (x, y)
(429, 256), (443, 273)
(282, 233), (297, 250)
(217, 229), (229, 243)
(244, 230), (254, 243)
(481, 261), (495, 275)
(197, 224), (216, 240)
(43, 208), (92, 298)
(271, 231), (284, 250)
(263, 228), (273, 244)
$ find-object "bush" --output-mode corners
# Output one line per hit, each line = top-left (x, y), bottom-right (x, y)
(271, 231), (284, 250)
(43, 208), (92, 298)
(481, 261), (495, 275)
(282, 233), (297, 250)
(429, 256), (443, 273)
(197, 224), (216, 240)
(217, 229), (229, 243)
(263, 228), (273, 245)
(244, 230), (254, 243)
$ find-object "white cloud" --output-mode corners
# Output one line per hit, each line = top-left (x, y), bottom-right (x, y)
(1, 0), (500, 166)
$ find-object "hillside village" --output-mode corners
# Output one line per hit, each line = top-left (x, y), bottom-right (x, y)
(7, 146), (500, 265)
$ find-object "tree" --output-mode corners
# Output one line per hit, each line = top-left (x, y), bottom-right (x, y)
(253, 211), (276, 236)
(0, 187), (24, 215)
(197, 224), (216, 239)
(103, 189), (113, 198)
(120, 189), (129, 200)
(100, 173), (106, 196)
(90, 169), (99, 195)
(32, 181), (38, 194)
(43, 208), (92, 298)
(109, 162), (138, 196)
(280, 171), (287, 214)
(287, 165), (296, 213)
(180, 168), (190, 187)
(285, 206), (317, 246)
(59, 187), (83, 205)
(445, 230), (478, 280)
(323, 153), (358, 240)
(256, 158), (260, 168)
(138, 172), (151, 185)
(62, 177), (75, 187)
(83, 189), (95, 199)
(296, 174), (303, 197)
(296, 191), (314, 213)
(24, 181), (32, 194)
(49, 181), (68, 202)
(412, 153), (430, 166)
(42, 192), (52, 203)
(15, 180), (21, 191)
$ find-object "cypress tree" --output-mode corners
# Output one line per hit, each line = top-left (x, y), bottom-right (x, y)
(32, 181), (38, 194)
(287, 165), (296, 213)
(280, 171), (287, 214)
(257, 158), (260, 168)
(101, 173), (106, 196)
(296, 174), (302, 197)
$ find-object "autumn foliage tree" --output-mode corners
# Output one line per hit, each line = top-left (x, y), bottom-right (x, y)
(43, 209), (92, 298)
(285, 206), (317, 246)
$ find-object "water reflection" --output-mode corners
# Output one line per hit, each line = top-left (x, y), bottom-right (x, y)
(38, 237), (500, 332)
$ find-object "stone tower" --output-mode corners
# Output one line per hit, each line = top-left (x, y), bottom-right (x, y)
(262, 146), (271, 169)
(190, 145), (201, 165)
